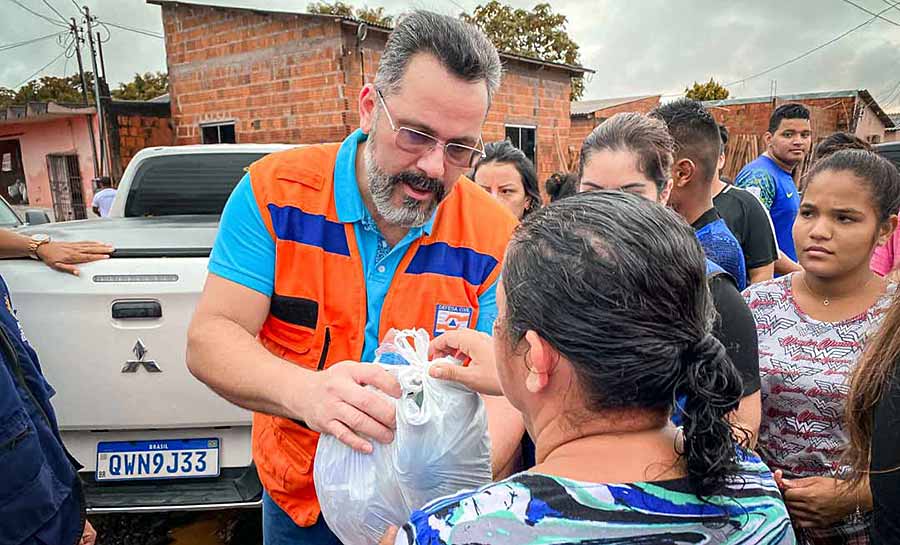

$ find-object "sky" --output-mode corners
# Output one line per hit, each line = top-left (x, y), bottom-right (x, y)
(2, 0), (899, 112)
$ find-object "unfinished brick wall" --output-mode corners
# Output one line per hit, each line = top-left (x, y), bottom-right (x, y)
(567, 96), (662, 167)
(484, 60), (573, 186)
(160, 3), (579, 189)
(162, 3), (350, 145)
(116, 114), (174, 170)
(708, 96), (856, 141)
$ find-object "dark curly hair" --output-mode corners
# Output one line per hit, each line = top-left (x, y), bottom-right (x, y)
(813, 132), (872, 163)
(500, 190), (743, 499)
(544, 172), (578, 202)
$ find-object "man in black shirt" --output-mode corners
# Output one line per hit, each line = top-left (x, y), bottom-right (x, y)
(714, 125), (778, 285)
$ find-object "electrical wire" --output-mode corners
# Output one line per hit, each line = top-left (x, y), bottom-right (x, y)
(41, 0), (69, 24)
(98, 20), (164, 39)
(12, 49), (68, 89)
(97, 21), (112, 43)
(0, 31), (67, 53)
(7, 0), (68, 28)
(838, 0), (900, 26)
(720, 0), (900, 89)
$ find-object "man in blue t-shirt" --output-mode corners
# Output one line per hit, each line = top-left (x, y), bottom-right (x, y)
(651, 99), (748, 290)
(735, 103), (812, 275)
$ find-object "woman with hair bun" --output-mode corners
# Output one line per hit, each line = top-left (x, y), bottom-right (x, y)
(384, 191), (794, 545)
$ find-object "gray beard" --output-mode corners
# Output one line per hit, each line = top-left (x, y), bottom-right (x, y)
(364, 138), (440, 228)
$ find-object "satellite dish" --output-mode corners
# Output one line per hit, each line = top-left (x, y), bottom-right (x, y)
(357, 22), (368, 42)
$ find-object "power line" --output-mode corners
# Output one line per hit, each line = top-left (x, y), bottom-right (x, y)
(41, 0), (69, 24)
(884, 0), (900, 12)
(721, 1), (900, 89)
(837, 0), (900, 26)
(98, 20), (164, 39)
(7, 0), (68, 28)
(0, 31), (67, 53)
(12, 49), (68, 89)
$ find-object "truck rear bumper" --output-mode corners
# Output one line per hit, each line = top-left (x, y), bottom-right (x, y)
(81, 463), (262, 514)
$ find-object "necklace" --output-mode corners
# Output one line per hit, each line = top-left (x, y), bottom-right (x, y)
(800, 273), (873, 306)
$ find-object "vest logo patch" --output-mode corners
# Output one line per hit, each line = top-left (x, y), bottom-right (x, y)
(433, 305), (473, 336)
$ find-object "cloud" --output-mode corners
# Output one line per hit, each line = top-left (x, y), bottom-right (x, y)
(3, 0), (899, 112)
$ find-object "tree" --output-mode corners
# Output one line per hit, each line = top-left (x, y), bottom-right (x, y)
(355, 6), (393, 26)
(111, 72), (169, 101)
(307, 1), (393, 26)
(0, 73), (95, 110)
(308, 0), (355, 17)
(462, 1), (584, 100)
(684, 78), (730, 101)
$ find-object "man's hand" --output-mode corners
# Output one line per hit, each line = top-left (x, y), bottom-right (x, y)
(80, 520), (97, 545)
(298, 361), (401, 454)
(35, 241), (113, 276)
(428, 329), (502, 395)
(775, 472), (858, 528)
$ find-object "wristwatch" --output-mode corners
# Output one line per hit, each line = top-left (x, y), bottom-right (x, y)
(28, 234), (51, 259)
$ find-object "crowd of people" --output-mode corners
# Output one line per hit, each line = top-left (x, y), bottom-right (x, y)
(3, 8), (900, 545)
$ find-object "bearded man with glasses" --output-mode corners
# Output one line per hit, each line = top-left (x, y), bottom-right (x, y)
(185, 10), (519, 544)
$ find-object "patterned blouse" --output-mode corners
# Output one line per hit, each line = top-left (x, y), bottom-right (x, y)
(744, 274), (895, 479)
(396, 452), (795, 544)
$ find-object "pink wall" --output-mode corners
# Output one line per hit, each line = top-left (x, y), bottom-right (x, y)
(0, 115), (100, 216)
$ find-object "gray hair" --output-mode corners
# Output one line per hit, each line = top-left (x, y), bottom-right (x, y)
(374, 10), (502, 104)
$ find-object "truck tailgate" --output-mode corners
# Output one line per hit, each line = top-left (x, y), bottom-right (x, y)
(1, 256), (250, 431)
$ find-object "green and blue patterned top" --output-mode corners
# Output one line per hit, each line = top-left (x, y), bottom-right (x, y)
(397, 451), (795, 544)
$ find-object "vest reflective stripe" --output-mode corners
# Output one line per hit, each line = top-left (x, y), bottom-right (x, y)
(405, 241), (499, 285)
(247, 143), (518, 527)
(267, 204), (351, 257)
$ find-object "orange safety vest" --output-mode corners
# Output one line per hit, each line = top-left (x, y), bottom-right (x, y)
(247, 143), (518, 527)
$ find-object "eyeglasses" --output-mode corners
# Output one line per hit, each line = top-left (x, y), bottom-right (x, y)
(376, 89), (486, 168)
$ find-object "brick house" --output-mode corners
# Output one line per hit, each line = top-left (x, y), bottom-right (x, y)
(705, 90), (894, 143)
(0, 99), (173, 220)
(568, 95), (661, 168)
(886, 113), (900, 143)
(148, 0), (592, 184)
(703, 90), (895, 179)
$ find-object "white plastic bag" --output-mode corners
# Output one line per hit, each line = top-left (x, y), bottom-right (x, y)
(313, 329), (492, 545)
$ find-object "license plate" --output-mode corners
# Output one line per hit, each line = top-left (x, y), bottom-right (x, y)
(95, 438), (220, 481)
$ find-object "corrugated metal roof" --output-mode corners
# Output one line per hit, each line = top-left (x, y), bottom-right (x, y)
(146, 0), (594, 75)
(701, 90), (862, 108)
(571, 95), (659, 116)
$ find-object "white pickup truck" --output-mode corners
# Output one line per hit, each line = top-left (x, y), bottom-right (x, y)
(1, 143), (292, 514)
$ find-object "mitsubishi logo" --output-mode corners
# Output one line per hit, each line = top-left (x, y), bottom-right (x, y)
(121, 339), (162, 373)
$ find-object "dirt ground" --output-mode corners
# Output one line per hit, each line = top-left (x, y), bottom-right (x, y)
(91, 509), (262, 545)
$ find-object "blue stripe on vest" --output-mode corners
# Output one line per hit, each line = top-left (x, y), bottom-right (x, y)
(406, 242), (498, 286)
(267, 204), (350, 257)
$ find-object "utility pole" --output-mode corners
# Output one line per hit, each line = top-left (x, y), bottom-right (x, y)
(70, 17), (99, 179)
(96, 32), (107, 81)
(84, 6), (109, 178)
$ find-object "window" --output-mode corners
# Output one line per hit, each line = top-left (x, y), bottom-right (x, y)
(124, 153), (269, 217)
(201, 121), (236, 144)
(505, 125), (536, 167)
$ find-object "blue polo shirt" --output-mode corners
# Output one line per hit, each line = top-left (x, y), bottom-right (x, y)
(209, 129), (498, 362)
(734, 155), (801, 261)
